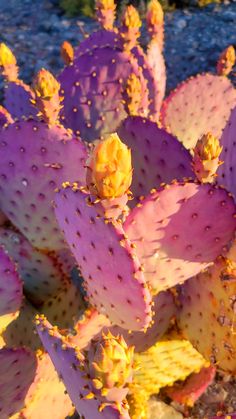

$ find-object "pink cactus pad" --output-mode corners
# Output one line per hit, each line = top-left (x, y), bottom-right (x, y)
(124, 181), (236, 293)
(111, 290), (176, 352)
(118, 116), (193, 203)
(131, 45), (164, 119)
(70, 308), (111, 350)
(0, 105), (13, 128)
(0, 119), (87, 250)
(36, 316), (130, 418)
(146, 40), (166, 113)
(54, 185), (152, 330)
(40, 281), (85, 329)
(59, 45), (149, 142)
(165, 365), (216, 406)
(4, 80), (38, 119)
(0, 347), (37, 418)
(0, 228), (70, 305)
(161, 74), (236, 150)
(0, 245), (23, 331)
(178, 258), (236, 373)
(217, 107), (236, 197)
(16, 352), (74, 419)
(2, 300), (41, 350)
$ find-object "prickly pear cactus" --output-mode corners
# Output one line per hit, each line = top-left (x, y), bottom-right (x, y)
(118, 116), (194, 202)
(0, 116), (87, 251)
(36, 315), (131, 418)
(165, 365), (216, 406)
(178, 257), (236, 373)
(55, 184), (152, 330)
(0, 246), (23, 332)
(0, 347), (37, 418)
(124, 181), (236, 293)
(217, 107), (236, 197)
(0, 228), (70, 305)
(161, 74), (236, 149)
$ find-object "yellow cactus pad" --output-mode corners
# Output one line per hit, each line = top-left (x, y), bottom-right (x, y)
(122, 5), (141, 29)
(33, 68), (60, 99)
(132, 337), (208, 400)
(90, 133), (132, 199)
(0, 43), (16, 67)
(89, 331), (134, 390)
(146, 0), (164, 26)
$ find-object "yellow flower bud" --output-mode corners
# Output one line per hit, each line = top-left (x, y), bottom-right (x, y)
(96, 0), (115, 11)
(90, 133), (132, 199)
(147, 0), (164, 26)
(0, 43), (16, 67)
(122, 5), (141, 30)
(195, 132), (222, 161)
(217, 45), (236, 77)
(125, 73), (142, 116)
(33, 69), (60, 99)
(193, 132), (223, 183)
(89, 331), (134, 389)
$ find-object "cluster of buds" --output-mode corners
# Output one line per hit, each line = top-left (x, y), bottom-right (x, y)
(32, 68), (62, 125)
(192, 132), (223, 183)
(0, 43), (18, 81)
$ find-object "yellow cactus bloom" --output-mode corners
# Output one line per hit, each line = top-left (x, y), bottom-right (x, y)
(90, 133), (132, 199)
(122, 5), (141, 29)
(0, 43), (16, 67)
(33, 68), (60, 99)
(96, 0), (115, 11)
(89, 331), (134, 389)
(146, 0), (164, 26)
(126, 73), (142, 116)
(195, 132), (222, 161)
(217, 45), (236, 77)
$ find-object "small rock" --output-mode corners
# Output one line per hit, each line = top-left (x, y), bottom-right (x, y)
(147, 399), (183, 419)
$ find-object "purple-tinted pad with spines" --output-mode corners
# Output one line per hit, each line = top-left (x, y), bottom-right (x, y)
(124, 181), (236, 293)
(111, 290), (176, 352)
(161, 74), (236, 150)
(0, 119), (87, 250)
(0, 105), (13, 128)
(36, 316), (130, 419)
(131, 46), (162, 119)
(118, 116), (194, 203)
(0, 347), (37, 419)
(4, 81), (38, 119)
(217, 107), (236, 198)
(165, 365), (216, 406)
(16, 352), (74, 419)
(0, 246), (23, 320)
(74, 29), (120, 58)
(146, 40), (166, 114)
(54, 185), (152, 330)
(59, 46), (149, 142)
(0, 228), (69, 305)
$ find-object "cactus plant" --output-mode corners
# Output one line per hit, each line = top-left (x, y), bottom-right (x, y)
(0, 246), (23, 332)
(178, 257), (236, 373)
(0, 43), (37, 119)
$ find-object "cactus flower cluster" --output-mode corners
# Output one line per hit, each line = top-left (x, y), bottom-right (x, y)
(0, 0), (236, 418)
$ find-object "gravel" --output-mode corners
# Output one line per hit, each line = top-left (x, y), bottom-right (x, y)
(0, 0), (236, 92)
